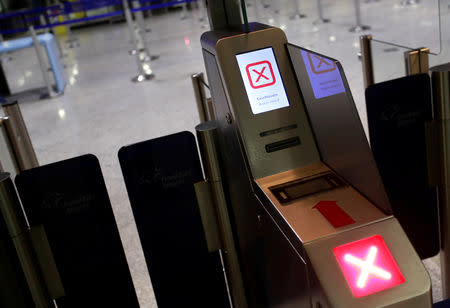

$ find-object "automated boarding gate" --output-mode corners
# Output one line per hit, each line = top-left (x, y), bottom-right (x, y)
(198, 23), (432, 308)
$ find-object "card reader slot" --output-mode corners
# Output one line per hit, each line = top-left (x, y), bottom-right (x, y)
(269, 172), (346, 204)
(265, 137), (300, 153)
(260, 124), (298, 137)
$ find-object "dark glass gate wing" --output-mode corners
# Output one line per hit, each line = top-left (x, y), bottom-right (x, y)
(365, 74), (439, 259)
(118, 131), (229, 308)
(15, 154), (139, 308)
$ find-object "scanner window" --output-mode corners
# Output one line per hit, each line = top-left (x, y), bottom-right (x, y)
(270, 172), (345, 204)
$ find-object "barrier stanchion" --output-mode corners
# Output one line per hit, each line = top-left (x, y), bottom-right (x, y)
(123, 0), (137, 44)
(131, 0), (147, 32)
(124, 1), (154, 82)
(191, 72), (208, 122)
(131, 0), (158, 61)
(290, 0), (306, 20)
(181, 2), (189, 20)
(29, 25), (55, 98)
(123, 0), (142, 56)
(198, 0), (209, 28)
(40, 12), (66, 61)
(62, 5), (80, 48)
(349, 0), (370, 32)
(313, 0), (330, 24)
(360, 35), (375, 88)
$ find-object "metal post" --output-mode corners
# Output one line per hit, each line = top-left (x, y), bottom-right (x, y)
(39, 15), (50, 34)
(313, 0), (330, 24)
(404, 47), (429, 76)
(131, 0), (159, 61)
(123, 0), (144, 56)
(42, 12), (66, 62)
(2, 101), (39, 171)
(62, 4), (79, 48)
(290, 0), (306, 20)
(191, 73), (208, 123)
(0, 117), (20, 176)
(360, 35), (375, 88)
(181, 2), (189, 20)
(123, 0), (137, 45)
(131, 0), (148, 35)
(430, 66), (450, 299)
(349, 0), (370, 32)
(124, 0), (154, 82)
(0, 173), (52, 308)
(29, 26), (54, 98)
(196, 121), (248, 308)
(198, 0), (209, 28)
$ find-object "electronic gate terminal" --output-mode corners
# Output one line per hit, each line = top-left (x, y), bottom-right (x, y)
(198, 22), (432, 308)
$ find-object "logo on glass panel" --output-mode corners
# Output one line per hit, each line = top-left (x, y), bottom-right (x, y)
(307, 52), (337, 74)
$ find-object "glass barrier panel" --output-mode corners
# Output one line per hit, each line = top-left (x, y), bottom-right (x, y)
(430, 0), (450, 67)
(365, 0), (440, 54)
(371, 39), (412, 84)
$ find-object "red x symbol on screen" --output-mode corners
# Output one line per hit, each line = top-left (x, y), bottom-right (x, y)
(313, 55), (332, 68)
(245, 61), (276, 89)
(252, 67), (269, 82)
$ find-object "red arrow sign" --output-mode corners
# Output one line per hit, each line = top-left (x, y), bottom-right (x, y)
(313, 201), (355, 228)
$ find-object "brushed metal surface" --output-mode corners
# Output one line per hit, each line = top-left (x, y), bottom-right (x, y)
(255, 163), (387, 243)
(196, 121), (248, 308)
(360, 35), (374, 88)
(287, 44), (392, 214)
(202, 48), (267, 307)
(0, 117), (19, 176)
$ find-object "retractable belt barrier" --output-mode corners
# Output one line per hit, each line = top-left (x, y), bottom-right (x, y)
(0, 0), (197, 36)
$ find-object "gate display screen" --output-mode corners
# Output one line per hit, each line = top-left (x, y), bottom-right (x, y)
(236, 48), (290, 114)
(333, 235), (405, 298)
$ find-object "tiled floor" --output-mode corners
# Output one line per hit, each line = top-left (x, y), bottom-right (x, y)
(1, 0), (448, 306)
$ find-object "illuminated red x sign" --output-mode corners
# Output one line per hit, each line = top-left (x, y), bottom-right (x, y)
(333, 235), (405, 298)
(246, 60), (276, 89)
